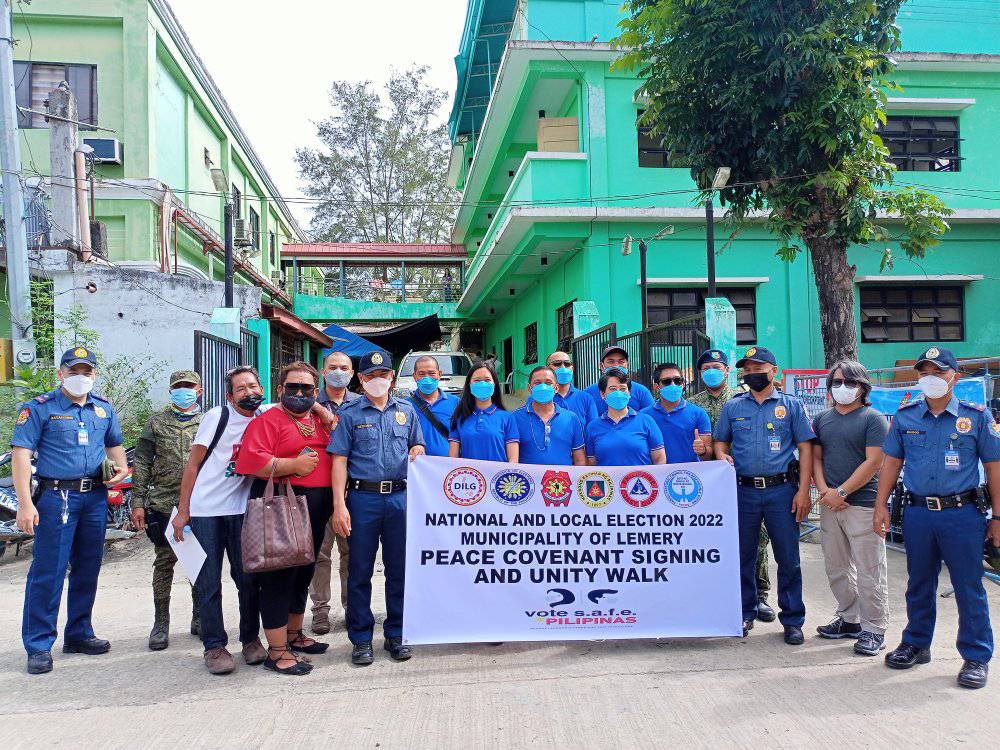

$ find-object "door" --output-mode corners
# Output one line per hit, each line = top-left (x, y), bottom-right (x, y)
(502, 337), (514, 393)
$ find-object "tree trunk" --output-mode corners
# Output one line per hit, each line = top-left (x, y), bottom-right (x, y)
(806, 236), (859, 367)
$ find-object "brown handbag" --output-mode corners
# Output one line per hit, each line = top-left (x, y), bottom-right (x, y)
(241, 477), (315, 573)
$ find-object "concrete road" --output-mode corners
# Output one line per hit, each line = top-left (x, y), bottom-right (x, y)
(1, 537), (998, 749)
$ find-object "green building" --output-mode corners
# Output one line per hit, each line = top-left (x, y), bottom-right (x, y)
(448, 0), (1000, 389)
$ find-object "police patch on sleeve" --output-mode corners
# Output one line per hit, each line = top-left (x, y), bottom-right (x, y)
(331, 414), (340, 431)
(990, 421), (1000, 438)
(15, 407), (29, 425)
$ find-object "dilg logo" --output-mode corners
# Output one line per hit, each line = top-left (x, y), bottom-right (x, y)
(443, 467), (487, 506)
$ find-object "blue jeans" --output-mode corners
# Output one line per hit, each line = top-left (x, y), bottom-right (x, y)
(346, 489), (406, 644)
(190, 514), (260, 651)
(22, 487), (108, 655)
(902, 503), (993, 662)
(737, 483), (805, 626)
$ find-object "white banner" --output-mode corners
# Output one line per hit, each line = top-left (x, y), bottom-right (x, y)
(403, 456), (742, 644)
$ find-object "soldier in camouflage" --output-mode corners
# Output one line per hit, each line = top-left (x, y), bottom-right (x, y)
(689, 349), (776, 623)
(130, 370), (204, 650)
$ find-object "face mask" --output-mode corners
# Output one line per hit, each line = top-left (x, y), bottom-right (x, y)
(831, 384), (859, 405)
(660, 384), (683, 403)
(362, 376), (392, 398)
(603, 364), (628, 377)
(918, 374), (951, 400)
(417, 376), (439, 395)
(236, 393), (265, 411)
(743, 372), (772, 393)
(553, 367), (574, 385)
(63, 374), (95, 397)
(325, 370), (352, 389)
(605, 390), (630, 411)
(701, 368), (725, 388)
(530, 383), (556, 404)
(281, 394), (316, 414)
(470, 380), (495, 401)
(170, 387), (198, 409)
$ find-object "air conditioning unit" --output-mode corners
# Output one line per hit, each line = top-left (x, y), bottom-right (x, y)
(270, 270), (286, 286)
(82, 138), (123, 165)
(232, 217), (252, 248)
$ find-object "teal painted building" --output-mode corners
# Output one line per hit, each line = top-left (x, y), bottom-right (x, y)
(448, 0), (1000, 389)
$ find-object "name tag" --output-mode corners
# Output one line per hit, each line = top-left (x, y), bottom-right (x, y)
(77, 427), (89, 445)
(769, 436), (781, 452)
(944, 450), (960, 470)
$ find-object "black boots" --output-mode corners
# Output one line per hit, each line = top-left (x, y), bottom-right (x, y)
(149, 598), (170, 651)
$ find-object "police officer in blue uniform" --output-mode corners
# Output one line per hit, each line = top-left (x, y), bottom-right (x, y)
(328, 350), (425, 666)
(874, 347), (1000, 689)
(714, 346), (814, 644)
(408, 354), (459, 457)
(584, 345), (655, 415)
(12, 346), (129, 674)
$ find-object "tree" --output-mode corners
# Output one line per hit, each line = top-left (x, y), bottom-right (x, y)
(615, 0), (951, 365)
(296, 65), (458, 244)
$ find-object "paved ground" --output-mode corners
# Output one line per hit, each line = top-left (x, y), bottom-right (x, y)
(1, 536), (999, 749)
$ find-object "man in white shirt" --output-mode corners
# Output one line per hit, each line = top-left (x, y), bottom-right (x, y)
(172, 366), (266, 675)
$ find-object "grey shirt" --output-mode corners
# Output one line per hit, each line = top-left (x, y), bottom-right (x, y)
(812, 406), (889, 507)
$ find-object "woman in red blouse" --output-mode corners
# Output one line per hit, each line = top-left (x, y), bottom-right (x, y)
(235, 361), (332, 675)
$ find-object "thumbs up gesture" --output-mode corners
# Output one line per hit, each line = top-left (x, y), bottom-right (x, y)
(693, 428), (707, 456)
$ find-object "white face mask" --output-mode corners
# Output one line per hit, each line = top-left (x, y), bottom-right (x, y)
(362, 376), (392, 398)
(63, 374), (95, 397)
(918, 374), (951, 400)
(830, 384), (859, 405)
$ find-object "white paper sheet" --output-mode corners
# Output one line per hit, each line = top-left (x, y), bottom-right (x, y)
(166, 507), (207, 584)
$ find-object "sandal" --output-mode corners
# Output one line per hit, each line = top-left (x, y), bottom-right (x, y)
(288, 628), (329, 654)
(263, 645), (313, 676)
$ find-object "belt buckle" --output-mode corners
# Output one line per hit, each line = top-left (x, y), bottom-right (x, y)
(379, 481), (393, 494)
(926, 496), (942, 511)
(79, 477), (93, 492)
(753, 476), (766, 490)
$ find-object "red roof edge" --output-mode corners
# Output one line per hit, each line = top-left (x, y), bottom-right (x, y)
(282, 242), (466, 258)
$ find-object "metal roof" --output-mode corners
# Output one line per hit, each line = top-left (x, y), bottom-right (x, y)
(282, 242), (467, 259)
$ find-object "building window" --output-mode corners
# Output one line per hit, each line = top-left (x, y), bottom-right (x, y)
(248, 206), (260, 250)
(860, 285), (964, 343)
(13, 61), (97, 129)
(231, 184), (242, 218)
(523, 322), (538, 364)
(647, 287), (757, 345)
(556, 300), (575, 351)
(268, 231), (276, 267)
(878, 116), (961, 172)
(637, 109), (686, 169)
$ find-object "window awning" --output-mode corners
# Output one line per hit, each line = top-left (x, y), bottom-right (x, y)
(261, 304), (333, 348)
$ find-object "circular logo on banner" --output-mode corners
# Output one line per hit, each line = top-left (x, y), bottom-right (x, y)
(444, 467), (487, 506)
(577, 471), (614, 508)
(620, 471), (658, 508)
(540, 470), (573, 507)
(491, 469), (534, 506)
(663, 469), (704, 508)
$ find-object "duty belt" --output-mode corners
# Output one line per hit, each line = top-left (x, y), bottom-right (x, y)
(904, 489), (980, 511)
(348, 478), (406, 494)
(737, 472), (792, 489)
(37, 476), (102, 493)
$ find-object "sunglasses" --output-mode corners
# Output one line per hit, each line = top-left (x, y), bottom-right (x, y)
(550, 360), (573, 368)
(282, 383), (315, 395)
(831, 378), (862, 388)
(658, 377), (685, 386)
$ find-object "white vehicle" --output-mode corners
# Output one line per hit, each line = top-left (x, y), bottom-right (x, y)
(394, 350), (474, 398)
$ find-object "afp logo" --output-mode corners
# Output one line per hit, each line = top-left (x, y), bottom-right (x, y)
(663, 469), (703, 508)
(491, 469), (534, 506)
(620, 471), (658, 508)
(443, 467), (487, 506)
(577, 471), (613, 508)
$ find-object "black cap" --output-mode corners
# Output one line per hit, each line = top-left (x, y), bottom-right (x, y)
(735, 345), (776, 368)
(600, 345), (628, 361)
(697, 349), (729, 368)
(915, 346), (958, 372)
(359, 350), (393, 375)
(60, 346), (97, 368)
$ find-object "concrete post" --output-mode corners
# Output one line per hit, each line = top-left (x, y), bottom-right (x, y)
(246, 317), (271, 398)
(705, 297), (738, 387)
(48, 82), (79, 251)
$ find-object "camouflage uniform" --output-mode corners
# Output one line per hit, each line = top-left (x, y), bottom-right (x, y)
(690, 383), (771, 598)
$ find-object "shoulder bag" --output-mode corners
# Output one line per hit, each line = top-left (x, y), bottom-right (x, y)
(241, 470), (315, 573)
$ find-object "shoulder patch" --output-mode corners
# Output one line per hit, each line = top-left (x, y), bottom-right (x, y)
(16, 407), (30, 425)
(898, 399), (922, 410)
(91, 393), (111, 404)
(959, 400), (985, 412)
(33, 394), (48, 403)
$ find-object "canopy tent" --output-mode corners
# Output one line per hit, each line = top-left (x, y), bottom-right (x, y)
(320, 323), (381, 358)
(322, 315), (444, 360)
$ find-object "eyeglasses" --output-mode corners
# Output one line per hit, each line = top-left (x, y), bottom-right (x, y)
(831, 378), (862, 388)
(658, 377), (685, 386)
(282, 383), (315, 395)
(550, 360), (572, 368)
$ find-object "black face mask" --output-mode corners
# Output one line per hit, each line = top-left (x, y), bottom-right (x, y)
(236, 393), (265, 411)
(281, 394), (316, 414)
(743, 372), (772, 393)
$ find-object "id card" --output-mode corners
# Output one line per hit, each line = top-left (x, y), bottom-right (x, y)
(769, 436), (781, 453)
(77, 427), (89, 445)
(944, 450), (960, 471)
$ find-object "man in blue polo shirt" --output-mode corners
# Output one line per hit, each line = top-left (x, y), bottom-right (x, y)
(546, 350), (598, 426)
(642, 362), (712, 464)
(584, 345), (655, 415)
(408, 355), (459, 457)
(515, 366), (586, 466)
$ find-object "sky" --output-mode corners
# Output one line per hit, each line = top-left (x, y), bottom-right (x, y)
(166, 0), (470, 228)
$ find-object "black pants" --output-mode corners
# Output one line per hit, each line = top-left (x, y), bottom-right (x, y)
(251, 484), (332, 631)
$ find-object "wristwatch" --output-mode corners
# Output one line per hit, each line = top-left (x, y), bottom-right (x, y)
(835, 487), (848, 500)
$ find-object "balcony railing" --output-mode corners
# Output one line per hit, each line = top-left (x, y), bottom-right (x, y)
(289, 277), (465, 305)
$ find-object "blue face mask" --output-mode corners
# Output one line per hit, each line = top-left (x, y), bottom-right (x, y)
(170, 387), (198, 409)
(470, 380), (495, 401)
(660, 384), (683, 402)
(553, 367), (574, 385)
(530, 383), (556, 404)
(603, 364), (628, 376)
(605, 390), (630, 411)
(701, 368), (726, 388)
(417, 376), (439, 395)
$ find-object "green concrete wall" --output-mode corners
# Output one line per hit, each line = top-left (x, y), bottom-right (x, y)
(294, 295), (461, 324)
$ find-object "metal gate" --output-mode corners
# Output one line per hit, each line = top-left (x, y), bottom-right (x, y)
(570, 323), (617, 389)
(194, 329), (260, 410)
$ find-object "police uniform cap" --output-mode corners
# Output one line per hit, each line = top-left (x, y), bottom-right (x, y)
(914, 346), (959, 372)
(600, 345), (629, 361)
(60, 346), (97, 368)
(735, 345), (777, 368)
(169, 369), (201, 386)
(359, 349), (393, 375)
(697, 349), (729, 368)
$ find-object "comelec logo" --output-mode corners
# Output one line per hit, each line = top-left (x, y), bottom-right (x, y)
(620, 470), (658, 508)
(443, 467), (487, 506)
(663, 469), (703, 508)
(491, 469), (534, 506)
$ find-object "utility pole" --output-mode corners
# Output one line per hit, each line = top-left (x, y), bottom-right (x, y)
(223, 195), (234, 307)
(48, 83), (79, 251)
(0, 0), (35, 369)
(705, 198), (716, 298)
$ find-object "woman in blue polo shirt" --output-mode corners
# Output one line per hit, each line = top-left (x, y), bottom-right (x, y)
(586, 372), (666, 466)
(514, 366), (586, 466)
(449, 362), (519, 462)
